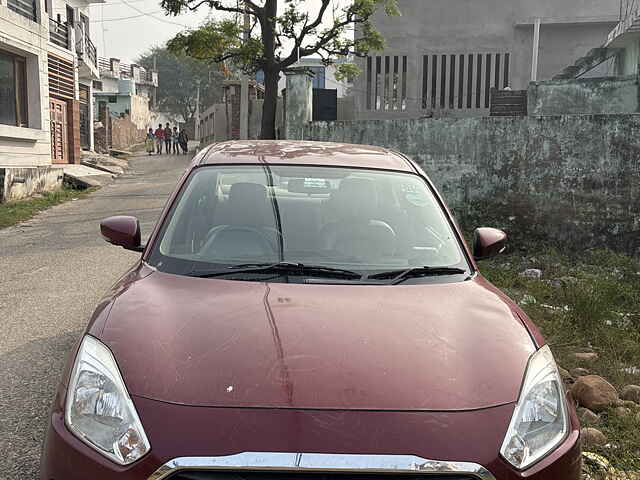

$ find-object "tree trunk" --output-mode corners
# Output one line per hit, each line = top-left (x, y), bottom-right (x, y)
(260, 69), (279, 139)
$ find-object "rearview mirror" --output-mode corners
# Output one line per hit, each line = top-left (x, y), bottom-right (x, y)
(100, 216), (143, 252)
(473, 227), (507, 260)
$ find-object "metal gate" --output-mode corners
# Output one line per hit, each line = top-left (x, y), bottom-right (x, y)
(312, 89), (337, 121)
(50, 98), (68, 164)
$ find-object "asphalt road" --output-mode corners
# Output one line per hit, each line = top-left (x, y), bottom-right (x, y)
(0, 152), (191, 479)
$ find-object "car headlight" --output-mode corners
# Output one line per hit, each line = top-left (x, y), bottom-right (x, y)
(500, 345), (569, 470)
(65, 335), (150, 465)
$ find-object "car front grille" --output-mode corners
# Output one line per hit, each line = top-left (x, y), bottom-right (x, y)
(167, 472), (478, 480)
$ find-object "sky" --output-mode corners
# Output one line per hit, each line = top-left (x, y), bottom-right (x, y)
(89, 0), (350, 63)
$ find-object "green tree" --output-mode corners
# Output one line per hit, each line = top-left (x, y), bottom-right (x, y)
(161, 0), (399, 139)
(137, 46), (226, 124)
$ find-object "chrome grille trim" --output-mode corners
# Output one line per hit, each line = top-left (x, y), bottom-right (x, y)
(147, 452), (497, 480)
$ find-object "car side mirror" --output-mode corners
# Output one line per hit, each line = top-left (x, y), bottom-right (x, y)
(100, 216), (144, 252)
(473, 227), (507, 260)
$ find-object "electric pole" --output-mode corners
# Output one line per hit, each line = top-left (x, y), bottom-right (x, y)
(239, 2), (250, 139)
(195, 78), (201, 141)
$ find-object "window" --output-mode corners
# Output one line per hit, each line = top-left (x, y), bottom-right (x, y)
(421, 51), (511, 112)
(308, 66), (325, 89)
(0, 50), (28, 127)
(92, 80), (103, 91)
(48, 54), (74, 100)
(149, 165), (466, 281)
(365, 55), (407, 111)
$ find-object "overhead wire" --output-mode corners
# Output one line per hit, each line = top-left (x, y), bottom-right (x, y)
(118, 0), (191, 28)
(90, 10), (165, 22)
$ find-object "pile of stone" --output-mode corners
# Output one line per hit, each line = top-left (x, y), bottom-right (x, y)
(559, 367), (640, 448)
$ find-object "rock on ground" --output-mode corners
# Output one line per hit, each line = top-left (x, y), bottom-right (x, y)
(577, 407), (601, 425)
(571, 375), (619, 412)
(520, 268), (542, 279)
(581, 428), (607, 447)
(612, 406), (632, 418)
(575, 352), (600, 362)
(620, 385), (640, 404)
(559, 367), (574, 387)
(572, 367), (591, 378)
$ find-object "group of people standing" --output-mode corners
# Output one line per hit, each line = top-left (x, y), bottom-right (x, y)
(145, 123), (189, 155)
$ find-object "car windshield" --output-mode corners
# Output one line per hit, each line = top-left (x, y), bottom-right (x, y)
(148, 165), (469, 281)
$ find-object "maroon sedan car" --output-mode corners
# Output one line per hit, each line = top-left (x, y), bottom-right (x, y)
(41, 141), (581, 480)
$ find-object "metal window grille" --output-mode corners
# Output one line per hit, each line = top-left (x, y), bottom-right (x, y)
(421, 51), (511, 113)
(365, 55), (408, 111)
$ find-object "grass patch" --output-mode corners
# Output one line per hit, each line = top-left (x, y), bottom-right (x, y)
(0, 186), (96, 229)
(482, 249), (640, 471)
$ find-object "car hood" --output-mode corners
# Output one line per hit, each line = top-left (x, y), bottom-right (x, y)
(100, 270), (535, 411)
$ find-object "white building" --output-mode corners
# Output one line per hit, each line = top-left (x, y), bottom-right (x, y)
(1, 0), (102, 201)
(48, 0), (102, 153)
(1, 0), (52, 170)
(93, 57), (158, 131)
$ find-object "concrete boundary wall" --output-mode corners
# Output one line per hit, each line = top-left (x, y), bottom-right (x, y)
(528, 76), (640, 115)
(305, 115), (640, 254)
(0, 167), (64, 203)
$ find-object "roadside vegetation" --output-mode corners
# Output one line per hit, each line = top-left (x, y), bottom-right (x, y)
(482, 249), (640, 475)
(0, 187), (96, 230)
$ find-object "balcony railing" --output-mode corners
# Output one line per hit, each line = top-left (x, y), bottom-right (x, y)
(97, 56), (158, 86)
(140, 70), (154, 83)
(85, 36), (97, 67)
(77, 32), (98, 67)
(49, 18), (69, 49)
(7, 0), (37, 22)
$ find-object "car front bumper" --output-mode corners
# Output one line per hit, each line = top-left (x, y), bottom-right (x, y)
(40, 386), (582, 480)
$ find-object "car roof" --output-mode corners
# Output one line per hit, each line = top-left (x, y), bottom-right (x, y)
(198, 140), (415, 172)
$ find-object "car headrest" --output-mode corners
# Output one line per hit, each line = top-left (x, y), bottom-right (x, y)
(227, 182), (272, 227)
(229, 182), (268, 205)
(330, 177), (378, 219)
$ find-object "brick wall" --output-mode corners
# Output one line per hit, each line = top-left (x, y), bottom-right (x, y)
(223, 82), (259, 140)
(94, 102), (111, 154)
(111, 114), (146, 150)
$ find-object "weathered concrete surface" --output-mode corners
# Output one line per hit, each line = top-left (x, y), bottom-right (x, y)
(0, 152), (191, 479)
(352, 0), (619, 119)
(0, 166), (65, 203)
(306, 115), (640, 254)
(529, 76), (639, 115)
(285, 68), (314, 140)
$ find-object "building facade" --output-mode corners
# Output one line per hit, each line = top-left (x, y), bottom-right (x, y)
(605, 4), (640, 76)
(353, 0), (620, 119)
(1, 0), (102, 200)
(47, 0), (102, 163)
(93, 57), (158, 131)
(1, 0), (53, 168)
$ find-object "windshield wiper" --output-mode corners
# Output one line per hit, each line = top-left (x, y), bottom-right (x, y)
(368, 266), (468, 284)
(191, 262), (363, 280)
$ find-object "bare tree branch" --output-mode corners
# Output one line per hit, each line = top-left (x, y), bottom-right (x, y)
(202, 0), (261, 15)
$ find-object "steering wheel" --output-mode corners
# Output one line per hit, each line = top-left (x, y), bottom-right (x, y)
(200, 225), (281, 258)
